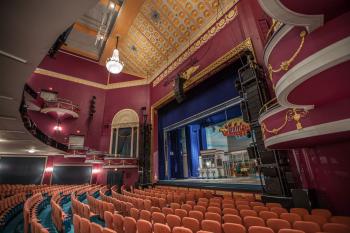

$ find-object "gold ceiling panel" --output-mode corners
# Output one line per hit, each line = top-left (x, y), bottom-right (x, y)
(119, 0), (239, 80)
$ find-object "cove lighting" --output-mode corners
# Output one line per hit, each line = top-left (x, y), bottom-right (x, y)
(45, 167), (53, 172)
(92, 168), (101, 174)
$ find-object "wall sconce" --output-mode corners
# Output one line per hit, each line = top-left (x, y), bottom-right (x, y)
(45, 167), (53, 172)
(92, 168), (101, 174)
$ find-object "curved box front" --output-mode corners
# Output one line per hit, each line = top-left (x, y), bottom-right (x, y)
(258, 98), (350, 149)
(266, 12), (350, 109)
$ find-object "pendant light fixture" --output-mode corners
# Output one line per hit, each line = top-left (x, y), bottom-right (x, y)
(106, 36), (124, 74)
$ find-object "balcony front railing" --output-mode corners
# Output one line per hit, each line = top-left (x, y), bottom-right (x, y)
(20, 85), (68, 152)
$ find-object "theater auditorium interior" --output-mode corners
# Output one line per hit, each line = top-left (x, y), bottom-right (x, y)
(1, 0), (350, 233)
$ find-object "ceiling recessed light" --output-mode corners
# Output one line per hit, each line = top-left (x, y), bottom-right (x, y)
(28, 149), (36, 154)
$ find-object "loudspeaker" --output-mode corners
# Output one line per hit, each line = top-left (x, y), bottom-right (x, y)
(261, 194), (293, 209)
(174, 75), (186, 103)
(261, 167), (278, 177)
(264, 176), (283, 195)
(240, 100), (250, 122)
(291, 189), (316, 210)
(247, 145), (257, 159)
(260, 151), (277, 165)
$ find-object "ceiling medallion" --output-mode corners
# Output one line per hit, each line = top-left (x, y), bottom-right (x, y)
(106, 36), (124, 74)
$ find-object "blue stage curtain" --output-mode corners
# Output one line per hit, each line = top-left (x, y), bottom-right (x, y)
(167, 129), (185, 179)
(157, 63), (240, 180)
(186, 125), (201, 177)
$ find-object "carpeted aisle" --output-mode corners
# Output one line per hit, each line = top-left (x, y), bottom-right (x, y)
(3, 194), (106, 233)
(2, 212), (24, 233)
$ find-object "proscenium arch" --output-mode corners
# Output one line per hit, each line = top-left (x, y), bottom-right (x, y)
(110, 109), (140, 157)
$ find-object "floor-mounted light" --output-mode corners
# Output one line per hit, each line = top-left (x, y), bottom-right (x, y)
(106, 36), (124, 74)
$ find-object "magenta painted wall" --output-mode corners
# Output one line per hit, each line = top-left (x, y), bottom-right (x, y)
(39, 52), (142, 84)
(290, 140), (350, 215)
(27, 73), (106, 150)
(99, 85), (150, 152)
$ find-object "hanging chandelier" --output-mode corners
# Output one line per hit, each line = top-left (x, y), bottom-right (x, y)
(106, 36), (124, 74)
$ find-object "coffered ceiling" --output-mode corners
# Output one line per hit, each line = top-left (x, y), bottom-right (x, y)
(63, 0), (238, 81)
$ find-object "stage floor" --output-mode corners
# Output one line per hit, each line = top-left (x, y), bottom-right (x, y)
(157, 176), (262, 192)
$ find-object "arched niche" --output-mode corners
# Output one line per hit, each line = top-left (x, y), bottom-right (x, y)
(110, 109), (139, 158)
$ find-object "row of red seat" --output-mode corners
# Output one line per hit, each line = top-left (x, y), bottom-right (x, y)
(24, 193), (46, 233)
(73, 213), (116, 233)
(0, 184), (48, 199)
(106, 186), (350, 233)
(51, 184), (96, 232)
(71, 185), (104, 219)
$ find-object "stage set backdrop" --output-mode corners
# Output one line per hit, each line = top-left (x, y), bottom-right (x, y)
(157, 62), (252, 180)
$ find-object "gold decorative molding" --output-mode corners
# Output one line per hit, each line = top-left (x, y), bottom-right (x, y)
(261, 108), (309, 136)
(34, 68), (148, 90)
(268, 30), (307, 88)
(152, 6), (239, 87)
(150, 36), (254, 183)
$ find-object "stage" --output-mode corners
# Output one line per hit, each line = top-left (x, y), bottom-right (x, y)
(157, 176), (263, 192)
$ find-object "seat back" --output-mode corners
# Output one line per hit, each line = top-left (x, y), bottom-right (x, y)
(259, 211), (278, 221)
(303, 214), (327, 227)
(293, 220), (321, 233)
(223, 208), (238, 216)
(311, 209), (332, 219)
(140, 210), (152, 222)
(223, 214), (242, 224)
(166, 214), (181, 230)
(113, 213), (124, 233)
(222, 223), (246, 233)
(173, 226), (193, 233)
(207, 206), (221, 215)
(130, 208), (139, 221)
(104, 211), (114, 229)
(175, 208), (188, 219)
(323, 223), (350, 233)
(205, 212), (221, 223)
(90, 222), (104, 233)
(290, 208), (309, 218)
(182, 204), (193, 212)
(136, 219), (152, 233)
(265, 203), (282, 208)
(266, 219), (291, 233)
(162, 207), (174, 216)
(201, 220), (222, 233)
(124, 217), (137, 233)
(253, 206), (269, 213)
(73, 214), (81, 233)
(243, 216), (265, 228)
(182, 217), (200, 233)
(330, 216), (350, 227)
(240, 210), (258, 218)
(152, 212), (166, 224)
(193, 205), (206, 214)
(154, 223), (171, 233)
(80, 217), (91, 233)
(280, 213), (302, 225)
(248, 226), (274, 233)
(269, 207), (288, 217)
(189, 210), (204, 223)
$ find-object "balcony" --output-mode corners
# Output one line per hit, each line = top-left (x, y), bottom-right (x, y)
(258, 98), (350, 149)
(264, 12), (350, 109)
(41, 98), (79, 119)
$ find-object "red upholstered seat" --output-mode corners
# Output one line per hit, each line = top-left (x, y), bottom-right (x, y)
(223, 223), (246, 233)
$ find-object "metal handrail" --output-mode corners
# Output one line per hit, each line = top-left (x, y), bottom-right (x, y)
(259, 97), (280, 116)
(43, 99), (79, 113)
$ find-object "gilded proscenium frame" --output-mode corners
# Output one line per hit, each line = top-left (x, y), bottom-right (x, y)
(149, 38), (254, 183)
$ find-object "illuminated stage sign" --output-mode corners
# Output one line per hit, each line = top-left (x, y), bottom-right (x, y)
(219, 117), (250, 137)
